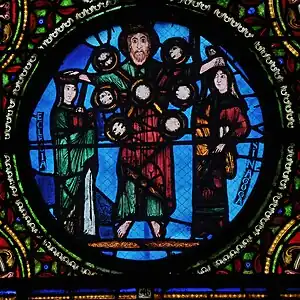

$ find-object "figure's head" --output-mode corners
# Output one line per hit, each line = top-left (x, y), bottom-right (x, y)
(118, 24), (160, 66)
(55, 75), (78, 106)
(214, 70), (228, 94)
(169, 45), (183, 60)
(127, 32), (151, 66)
(63, 84), (77, 104)
(207, 67), (236, 95)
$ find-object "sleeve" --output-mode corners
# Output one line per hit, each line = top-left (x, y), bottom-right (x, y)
(220, 106), (250, 143)
(92, 73), (128, 90)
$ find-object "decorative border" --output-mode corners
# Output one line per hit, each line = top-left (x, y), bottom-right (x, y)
(2, 0), (297, 274)
(268, 0), (300, 57)
(264, 215), (300, 274)
(0, 0), (28, 69)
(0, 220), (31, 278)
(26, 293), (300, 299)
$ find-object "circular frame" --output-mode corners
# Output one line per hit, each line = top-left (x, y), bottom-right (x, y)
(3, 2), (294, 275)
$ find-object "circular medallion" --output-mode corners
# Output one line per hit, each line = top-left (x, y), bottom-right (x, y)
(91, 85), (119, 112)
(5, 3), (290, 275)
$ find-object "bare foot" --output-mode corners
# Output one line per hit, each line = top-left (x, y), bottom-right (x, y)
(0, 272), (14, 278)
(285, 270), (300, 274)
(117, 221), (132, 238)
(151, 221), (161, 238)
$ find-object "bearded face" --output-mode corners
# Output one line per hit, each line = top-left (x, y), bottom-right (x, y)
(127, 32), (151, 66)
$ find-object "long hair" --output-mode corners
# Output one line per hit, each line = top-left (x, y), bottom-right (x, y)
(206, 66), (239, 98)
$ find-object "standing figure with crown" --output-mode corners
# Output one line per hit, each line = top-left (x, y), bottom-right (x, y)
(191, 47), (250, 238)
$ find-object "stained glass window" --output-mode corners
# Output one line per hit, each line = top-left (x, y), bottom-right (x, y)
(0, 0), (300, 296)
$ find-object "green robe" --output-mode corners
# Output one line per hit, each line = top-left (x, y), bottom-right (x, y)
(51, 103), (97, 235)
(94, 60), (175, 223)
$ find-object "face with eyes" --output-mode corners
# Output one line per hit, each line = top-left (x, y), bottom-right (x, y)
(128, 32), (151, 66)
(169, 45), (183, 60)
(63, 84), (77, 105)
(214, 70), (228, 94)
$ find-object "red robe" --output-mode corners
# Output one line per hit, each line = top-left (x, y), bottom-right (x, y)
(118, 106), (175, 220)
(192, 91), (250, 237)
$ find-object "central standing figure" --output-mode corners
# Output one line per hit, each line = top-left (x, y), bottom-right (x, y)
(73, 24), (177, 239)
(114, 24), (176, 239)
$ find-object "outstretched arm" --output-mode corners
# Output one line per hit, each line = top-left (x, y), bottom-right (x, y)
(62, 70), (93, 83)
(200, 57), (226, 74)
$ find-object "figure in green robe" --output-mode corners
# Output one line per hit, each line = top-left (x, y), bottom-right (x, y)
(50, 75), (98, 236)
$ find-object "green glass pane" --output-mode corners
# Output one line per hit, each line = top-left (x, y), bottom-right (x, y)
(239, 6), (245, 19)
(273, 49), (286, 56)
(34, 259), (42, 274)
(217, 0), (229, 8)
(2, 73), (9, 86)
(56, 14), (62, 24)
(35, 9), (47, 17)
(25, 237), (31, 250)
(52, 261), (58, 272)
(284, 204), (292, 217)
(36, 27), (47, 34)
(243, 252), (254, 260)
(13, 223), (26, 231)
(224, 264), (233, 271)
(15, 56), (21, 63)
(60, 0), (73, 6)
(252, 26), (262, 31)
(257, 3), (265, 17)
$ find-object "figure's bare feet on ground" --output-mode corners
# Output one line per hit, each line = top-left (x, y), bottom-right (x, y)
(117, 221), (132, 238)
(151, 221), (161, 238)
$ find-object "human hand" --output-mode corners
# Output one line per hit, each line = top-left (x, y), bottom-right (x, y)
(219, 126), (229, 138)
(213, 143), (226, 153)
(212, 57), (225, 67)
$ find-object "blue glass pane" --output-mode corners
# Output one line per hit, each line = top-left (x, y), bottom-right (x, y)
(165, 222), (191, 239)
(235, 74), (254, 95)
(59, 44), (93, 71)
(200, 36), (212, 61)
(167, 288), (213, 292)
(117, 250), (167, 260)
(154, 22), (189, 43)
(171, 145), (192, 223)
(217, 288), (241, 292)
(96, 148), (118, 202)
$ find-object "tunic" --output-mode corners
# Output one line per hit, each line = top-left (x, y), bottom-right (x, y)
(93, 59), (177, 223)
(191, 91), (250, 237)
(51, 103), (97, 235)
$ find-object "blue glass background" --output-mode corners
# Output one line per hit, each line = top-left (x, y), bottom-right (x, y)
(28, 22), (264, 261)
